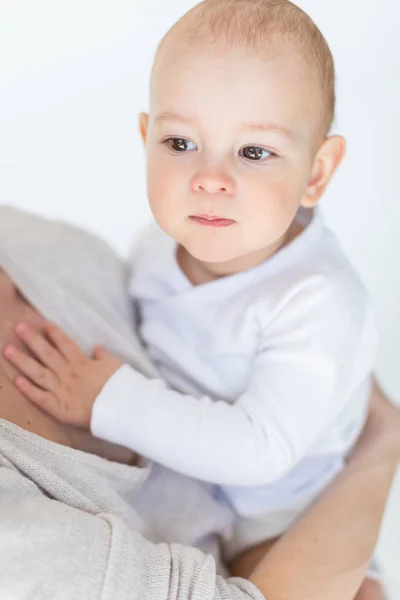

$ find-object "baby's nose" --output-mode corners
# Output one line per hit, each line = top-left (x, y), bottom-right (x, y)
(191, 169), (235, 195)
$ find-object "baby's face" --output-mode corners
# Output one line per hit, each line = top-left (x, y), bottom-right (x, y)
(143, 44), (329, 265)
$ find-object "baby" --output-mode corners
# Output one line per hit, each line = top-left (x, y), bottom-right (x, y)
(4, 0), (379, 587)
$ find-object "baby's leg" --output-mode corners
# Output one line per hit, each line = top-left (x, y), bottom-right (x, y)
(355, 579), (385, 600)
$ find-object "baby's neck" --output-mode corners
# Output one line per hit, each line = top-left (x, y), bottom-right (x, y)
(179, 219), (303, 286)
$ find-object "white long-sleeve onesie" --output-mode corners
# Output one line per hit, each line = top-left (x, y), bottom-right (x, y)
(92, 208), (377, 536)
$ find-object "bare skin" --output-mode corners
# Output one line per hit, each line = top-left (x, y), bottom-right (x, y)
(355, 581), (383, 600)
(1, 271), (397, 598)
(0, 269), (135, 465)
(247, 382), (399, 599)
(231, 385), (396, 600)
(1, 28), (384, 600)
(233, 545), (384, 599)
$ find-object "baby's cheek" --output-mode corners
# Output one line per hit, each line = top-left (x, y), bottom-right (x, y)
(148, 169), (188, 228)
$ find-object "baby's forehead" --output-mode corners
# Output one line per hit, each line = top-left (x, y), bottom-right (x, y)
(153, 32), (316, 91)
(151, 40), (324, 143)
(152, 0), (334, 139)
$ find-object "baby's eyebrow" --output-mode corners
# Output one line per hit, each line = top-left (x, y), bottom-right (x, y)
(154, 112), (193, 125)
(154, 112), (297, 142)
(242, 122), (296, 141)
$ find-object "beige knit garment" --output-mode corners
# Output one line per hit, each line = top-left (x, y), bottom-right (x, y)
(0, 206), (264, 600)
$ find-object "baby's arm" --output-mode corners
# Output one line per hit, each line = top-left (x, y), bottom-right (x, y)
(4, 279), (377, 486)
(90, 278), (377, 485)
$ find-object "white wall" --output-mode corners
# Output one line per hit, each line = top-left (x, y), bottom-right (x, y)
(0, 0), (399, 595)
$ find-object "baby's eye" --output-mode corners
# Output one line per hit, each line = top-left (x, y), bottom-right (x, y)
(166, 138), (197, 152)
(240, 146), (273, 161)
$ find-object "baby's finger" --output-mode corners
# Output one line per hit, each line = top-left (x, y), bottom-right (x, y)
(15, 322), (65, 375)
(15, 376), (62, 419)
(4, 345), (59, 392)
(44, 322), (82, 361)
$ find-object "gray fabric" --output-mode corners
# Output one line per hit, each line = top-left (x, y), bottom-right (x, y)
(0, 205), (156, 377)
(0, 206), (263, 600)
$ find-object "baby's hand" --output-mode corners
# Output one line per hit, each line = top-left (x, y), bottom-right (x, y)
(3, 322), (123, 428)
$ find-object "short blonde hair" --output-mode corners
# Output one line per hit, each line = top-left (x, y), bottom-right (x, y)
(155, 0), (335, 138)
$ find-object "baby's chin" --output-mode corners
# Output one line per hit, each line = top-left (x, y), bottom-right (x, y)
(182, 238), (246, 266)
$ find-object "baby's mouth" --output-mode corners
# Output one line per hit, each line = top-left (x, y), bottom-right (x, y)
(189, 214), (236, 228)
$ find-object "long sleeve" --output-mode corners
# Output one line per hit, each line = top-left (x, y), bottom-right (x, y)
(0, 465), (263, 600)
(92, 278), (377, 486)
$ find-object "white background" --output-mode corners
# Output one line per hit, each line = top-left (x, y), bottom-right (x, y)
(0, 0), (399, 595)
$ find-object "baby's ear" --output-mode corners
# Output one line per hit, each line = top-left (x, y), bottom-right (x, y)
(139, 113), (149, 145)
(301, 135), (346, 208)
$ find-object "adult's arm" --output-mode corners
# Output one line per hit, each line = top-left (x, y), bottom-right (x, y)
(0, 464), (262, 600)
(246, 382), (399, 600)
(0, 386), (398, 600)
